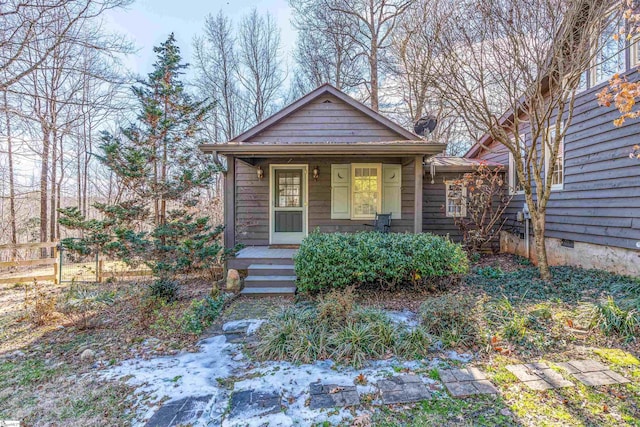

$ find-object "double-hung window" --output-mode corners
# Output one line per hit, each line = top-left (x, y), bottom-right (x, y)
(591, 11), (626, 86)
(351, 164), (381, 219)
(545, 125), (565, 190)
(445, 181), (467, 217)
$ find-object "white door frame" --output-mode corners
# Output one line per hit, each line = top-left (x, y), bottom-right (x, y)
(269, 164), (308, 245)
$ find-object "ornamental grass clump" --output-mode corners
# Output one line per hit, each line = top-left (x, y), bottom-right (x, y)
(294, 231), (468, 293)
(419, 293), (482, 349)
(256, 289), (435, 367)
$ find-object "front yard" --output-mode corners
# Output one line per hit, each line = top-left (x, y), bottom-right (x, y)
(0, 254), (639, 426)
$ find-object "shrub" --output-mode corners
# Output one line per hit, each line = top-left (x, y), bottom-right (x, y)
(294, 231), (469, 292)
(395, 326), (433, 359)
(182, 294), (229, 334)
(591, 297), (639, 341)
(148, 279), (179, 302)
(419, 294), (481, 348)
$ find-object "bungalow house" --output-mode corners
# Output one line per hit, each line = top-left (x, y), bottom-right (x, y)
(465, 18), (640, 277)
(200, 84), (491, 295)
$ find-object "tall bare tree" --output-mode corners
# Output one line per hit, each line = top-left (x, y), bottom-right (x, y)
(193, 12), (246, 141)
(289, 0), (363, 93)
(238, 8), (285, 124)
(316, 0), (414, 111)
(0, 0), (130, 90)
(431, 0), (613, 279)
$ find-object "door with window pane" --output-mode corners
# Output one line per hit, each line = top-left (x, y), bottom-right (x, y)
(271, 166), (307, 244)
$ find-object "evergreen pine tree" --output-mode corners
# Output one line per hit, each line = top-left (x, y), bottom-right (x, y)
(59, 34), (233, 283)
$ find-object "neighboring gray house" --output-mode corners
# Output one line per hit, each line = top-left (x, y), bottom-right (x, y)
(465, 22), (640, 277)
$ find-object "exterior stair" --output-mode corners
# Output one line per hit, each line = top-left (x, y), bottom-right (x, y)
(241, 263), (297, 297)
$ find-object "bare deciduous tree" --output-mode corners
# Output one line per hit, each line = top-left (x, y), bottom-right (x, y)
(318, 0), (414, 111)
(431, 0), (613, 279)
(238, 8), (285, 124)
(289, 0), (364, 94)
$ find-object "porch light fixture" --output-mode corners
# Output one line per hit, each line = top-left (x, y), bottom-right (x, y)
(256, 165), (264, 180)
(313, 166), (320, 181)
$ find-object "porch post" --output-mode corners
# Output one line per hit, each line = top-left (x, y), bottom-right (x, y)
(224, 155), (236, 249)
(414, 155), (423, 233)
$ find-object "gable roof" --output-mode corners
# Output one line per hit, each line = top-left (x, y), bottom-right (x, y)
(230, 83), (420, 142)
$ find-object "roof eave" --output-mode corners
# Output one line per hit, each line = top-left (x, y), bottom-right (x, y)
(200, 142), (447, 157)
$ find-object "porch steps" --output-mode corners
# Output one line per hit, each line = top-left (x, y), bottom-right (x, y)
(241, 263), (297, 296)
(240, 286), (297, 297)
(247, 264), (295, 276)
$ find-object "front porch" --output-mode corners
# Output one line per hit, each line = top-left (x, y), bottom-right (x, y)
(230, 246), (298, 296)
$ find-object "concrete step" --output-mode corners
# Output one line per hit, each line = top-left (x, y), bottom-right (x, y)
(244, 275), (297, 288)
(248, 264), (296, 276)
(240, 286), (296, 297)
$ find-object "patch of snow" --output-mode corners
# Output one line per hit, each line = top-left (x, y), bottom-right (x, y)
(222, 318), (265, 335)
(384, 309), (419, 330)
(100, 332), (442, 427)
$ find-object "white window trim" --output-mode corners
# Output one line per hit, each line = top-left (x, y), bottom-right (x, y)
(445, 181), (467, 218)
(631, 35), (640, 68)
(590, 9), (627, 88)
(544, 124), (565, 191)
(350, 163), (382, 220)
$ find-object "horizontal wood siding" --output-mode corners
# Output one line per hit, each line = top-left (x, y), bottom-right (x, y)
(245, 94), (406, 143)
(234, 157), (416, 246)
(473, 81), (640, 251)
(422, 172), (466, 242)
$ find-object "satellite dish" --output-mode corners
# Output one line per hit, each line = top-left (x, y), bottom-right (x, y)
(414, 114), (437, 136)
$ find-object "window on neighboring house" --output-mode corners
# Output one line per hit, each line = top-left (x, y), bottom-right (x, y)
(351, 164), (381, 219)
(631, 35), (640, 67)
(508, 134), (526, 195)
(445, 181), (467, 217)
(591, 11), (626, 86)
(545, 125), (564, 190)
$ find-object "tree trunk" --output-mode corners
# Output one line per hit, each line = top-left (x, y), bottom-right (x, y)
(3, 90), (18, 257)
(50, 126), (58, 249)
(532, 214), (551, 280)
(370, 35), (379, 111)
(40, 128), (50, 257)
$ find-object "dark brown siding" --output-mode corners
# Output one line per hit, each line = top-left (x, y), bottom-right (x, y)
(234, 157), (417, 246)
(245, 94), (407, 143)
(422, 172), (466, 241)
(473, 81), (640, 251)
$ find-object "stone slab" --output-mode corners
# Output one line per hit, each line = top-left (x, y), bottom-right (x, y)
(445, 381), (480, 398)
(145, 395), (212, 427)
(506, 363), (573, 390)
(473, 379), (499, 395)
(376, 375), (431, 404)
(437, 369), (458, 383)
(573, 371), (626, 387)
(308, 382), (360, 409)
(556, 360), (630, 386)
(565, 359), (608, 373)
(228, 390), (281, 419)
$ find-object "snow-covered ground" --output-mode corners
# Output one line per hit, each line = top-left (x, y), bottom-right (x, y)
(101, 318), (472, 426)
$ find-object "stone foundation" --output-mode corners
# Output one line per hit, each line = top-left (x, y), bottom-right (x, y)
(500, 231), (640, 277)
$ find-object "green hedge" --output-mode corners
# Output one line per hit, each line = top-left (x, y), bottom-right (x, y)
(294, 231), (469, 292)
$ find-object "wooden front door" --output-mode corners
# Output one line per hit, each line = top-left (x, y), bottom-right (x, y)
(270, 165), (308, 244)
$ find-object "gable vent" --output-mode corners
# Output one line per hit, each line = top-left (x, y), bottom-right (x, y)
(322, 99), (332, 103)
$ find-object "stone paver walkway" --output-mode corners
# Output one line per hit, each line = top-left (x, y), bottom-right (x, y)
(376, 374), (432, 404)
(439, 367), (499, 397)
(556, 360), (630, 386)
(228, 390), (282, 419)
(145, 395), (212, 427)
(506, 363), (574, 390)
(309, 382), (360, 409)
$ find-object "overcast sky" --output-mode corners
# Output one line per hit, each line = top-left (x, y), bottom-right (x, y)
(104, 0), (296, 75)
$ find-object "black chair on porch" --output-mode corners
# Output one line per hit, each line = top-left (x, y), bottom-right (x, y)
(364, 213), (392, 233)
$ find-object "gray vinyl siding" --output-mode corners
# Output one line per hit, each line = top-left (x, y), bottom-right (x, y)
(244, 94), (407, 143)
(422, 172), (465, 242)
(473, 81), (640, 251)
(234, 157), (416, 246)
